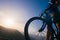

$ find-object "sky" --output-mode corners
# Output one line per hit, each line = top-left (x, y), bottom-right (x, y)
(0, 0), (51, 34)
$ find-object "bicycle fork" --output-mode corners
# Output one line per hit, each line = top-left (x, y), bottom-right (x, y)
(38, 22), (46, 32)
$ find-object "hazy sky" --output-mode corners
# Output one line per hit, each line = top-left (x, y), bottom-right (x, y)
(0, 0), (50, 33)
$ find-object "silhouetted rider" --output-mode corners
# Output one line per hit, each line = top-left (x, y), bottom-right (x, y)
(45, 0), (60, 40)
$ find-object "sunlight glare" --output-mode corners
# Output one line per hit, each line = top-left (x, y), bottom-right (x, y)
(3, 17), (15, 26)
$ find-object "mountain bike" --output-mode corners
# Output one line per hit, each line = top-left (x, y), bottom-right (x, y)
(24, 10), (59, 40)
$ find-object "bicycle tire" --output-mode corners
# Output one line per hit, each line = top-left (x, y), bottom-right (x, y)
(24, 17), (45, 40)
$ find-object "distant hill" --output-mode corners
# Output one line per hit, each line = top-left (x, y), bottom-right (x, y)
(0, 26), (25, 40)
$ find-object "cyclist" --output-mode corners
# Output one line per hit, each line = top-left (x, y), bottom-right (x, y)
(45, 0), (60, 40)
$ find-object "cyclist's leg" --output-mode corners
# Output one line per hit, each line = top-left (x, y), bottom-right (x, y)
(54, 21), (60, 40)
(56, 22), (60, 40)
(56, 22), (60, 29)
(46, 26), (50, 40)
(46, 23), (52, 40)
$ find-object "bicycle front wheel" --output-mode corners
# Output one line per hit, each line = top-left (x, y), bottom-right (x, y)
(24, 17), (46, 40)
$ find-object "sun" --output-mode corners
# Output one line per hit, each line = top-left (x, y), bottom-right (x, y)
(5, 18), (14, 26)
(3, 17), (15, 27)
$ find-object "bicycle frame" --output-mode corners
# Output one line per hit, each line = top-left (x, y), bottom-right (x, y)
(39, 11), (58, 39)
